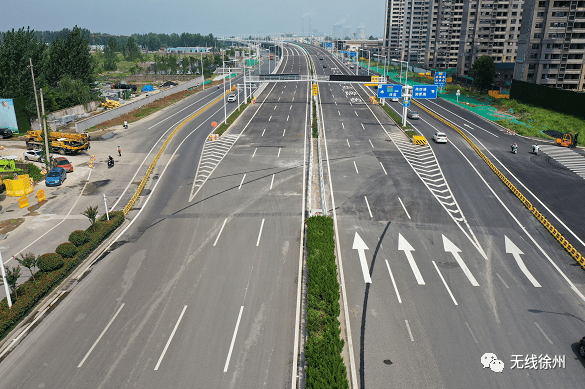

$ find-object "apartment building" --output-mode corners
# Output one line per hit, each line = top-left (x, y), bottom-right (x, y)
(427, 0), (465, 69)
(384, 0), (432, 63)
(514, 0), (585, 90)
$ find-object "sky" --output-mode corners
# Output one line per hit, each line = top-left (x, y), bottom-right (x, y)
(1, 0), (386, 39)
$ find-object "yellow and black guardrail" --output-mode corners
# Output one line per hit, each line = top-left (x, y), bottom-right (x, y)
(412, 99), (585, 269)
(122, 92), (227, 215)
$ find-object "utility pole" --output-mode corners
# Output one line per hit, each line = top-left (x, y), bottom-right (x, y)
(29, 58), (42, 134)
(39, 89), (51, 170)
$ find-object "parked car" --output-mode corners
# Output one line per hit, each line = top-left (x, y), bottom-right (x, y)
(433, 132), (448, 143)
(227, 94), (237, 103)
(52, 156), (73, 172)
(0, 128), (14, 139)
(23, 150), (43, 161)
(407, 111), (420, 119)
(45, 167), (66, 186)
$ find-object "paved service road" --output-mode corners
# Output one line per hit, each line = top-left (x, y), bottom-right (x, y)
(0, 44), (309, 388)
(304, 44), (585, 388)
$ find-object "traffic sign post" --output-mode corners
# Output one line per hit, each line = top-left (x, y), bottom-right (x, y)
(377, 84), (403, 99)
(402, 85), (412, 127)
(312, 84), (318, 96)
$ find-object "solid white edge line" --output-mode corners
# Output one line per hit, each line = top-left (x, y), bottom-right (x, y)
(380, 162), (388, 175)
(385, 260), (402, 304)
(534, 321), (553, 344)
(353, 161), (359, 174)
(270, 174), (275, 190)
(213, 219), (228, 247)
(238, 174), (246, 190)
(432, 261), (458, 305)
(405, 320), (414, 341)
(256, 218), (265, 246)
(398, 197), (411, 219)
(318, 76), (359, 389)
(154, 305), (188, 371)
(364, 196), (373, 218)
(224, 305), (244, 372)
(6, 169), (93, 265)
(78, 303), (125, 367)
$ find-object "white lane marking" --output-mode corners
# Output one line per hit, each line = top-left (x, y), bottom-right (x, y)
(368, 139), (374, 148)
(290, 104), (292, 110)
(252, 148), (257, 158)
(398, 234), (425, 285)
(353, 232), (372, 283)
(278, 97), (281, 101)
(270, 174), (275, 190)
(335, 101), (338, 105)
(355, 111), (358, 116)
(256, 219), (265, 246)
(464, 124), (472, 128)
(432, 261), (458, 305)
(154, 305), (188, 371)
(283, 128), (286, 136)
(447, 141), (585, 302)
(274, 105), (277, 110)
(277, 148), (281, 157)
(347, 139), (351, 148)
(269, 115), (272, 121)
(465, 321), (479, 344)
(425, 99), (498, 137)
(214, 219), (228, 246)
(342, 122), (345, 129)
(353, 161), (359, 174)
(262, 129), (266, 136)
(78, 303), (125, 367)
(398, 198), (411, 219)
(505, 235), (542, 287)
(443, 235), (480, 286)
(338, 110), (341, 115)
(380, 162), (388, 175)
(534, 322), (553, 344)
(361, 123), (365, 130)
(405, 320), (414, 341)
(287, 114), (290, 121)
(496, 272), (510, 288)
(224, 306), (245, 372)
(385, 260), (402, 303)
(364, 196), (373, 218)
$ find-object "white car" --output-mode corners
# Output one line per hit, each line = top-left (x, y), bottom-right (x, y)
(433, 132), (448, 143)
(227, 94), (237, 103)
(390, 98), (399, 102)
(23, 149), (43, 161)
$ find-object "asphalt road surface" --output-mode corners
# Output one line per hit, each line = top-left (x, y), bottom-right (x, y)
(303, 43), (585, 388)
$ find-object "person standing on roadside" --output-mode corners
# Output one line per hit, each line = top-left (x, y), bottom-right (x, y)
(118, 146), (121, 157)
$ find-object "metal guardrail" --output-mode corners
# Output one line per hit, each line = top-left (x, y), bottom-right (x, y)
(412, 99), (585, 269)
(122, 92), (227, 215)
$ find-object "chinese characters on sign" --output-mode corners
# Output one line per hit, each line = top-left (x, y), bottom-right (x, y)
(412, 85), (438, 99)
(510, 354), (565, 370)
(377, 84), (403, 99)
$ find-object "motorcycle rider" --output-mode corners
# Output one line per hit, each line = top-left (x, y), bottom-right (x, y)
(511, 143), (518, 153)
(532, 144), (539, 154)
(108, 155), (114, 167)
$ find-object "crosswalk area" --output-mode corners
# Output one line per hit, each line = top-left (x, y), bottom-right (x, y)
(539, 145), (585, 179)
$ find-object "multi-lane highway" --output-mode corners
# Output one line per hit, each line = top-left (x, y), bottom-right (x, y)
(0, 45), (310, 388)
(303, 43), (585, 388)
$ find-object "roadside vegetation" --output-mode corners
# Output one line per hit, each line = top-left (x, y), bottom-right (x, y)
(214, 96), (252, 137)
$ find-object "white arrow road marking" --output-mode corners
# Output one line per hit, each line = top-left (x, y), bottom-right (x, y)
(442, 235), (479, 286)
(505, 236), (541, 287)
(398, 234), (424, 284)
(353, 232), (372, 283)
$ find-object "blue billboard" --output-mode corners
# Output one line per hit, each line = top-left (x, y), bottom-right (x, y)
(0, 99), (18, 132)
(412, 85), (438, 99)
(377, 84), (403, 99)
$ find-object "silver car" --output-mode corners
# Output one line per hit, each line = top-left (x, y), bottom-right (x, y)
(227, 94), (237, 102)
(23, 150), (43, 161)
(407, 111), (420, 119)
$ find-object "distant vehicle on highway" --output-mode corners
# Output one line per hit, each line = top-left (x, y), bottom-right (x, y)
(323, 63), (327, 68)
(433, 132), (448, 143)
(227, 94), (237, 102)
(349, 64), (355, 69)
(319, 57), (324, 60)
(390, 98), (399, 102)
(45, 167), (66, 187)
(23, 150), (43, 161)
(407, 111), (420, 119)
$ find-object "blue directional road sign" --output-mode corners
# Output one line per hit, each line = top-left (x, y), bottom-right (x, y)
(434, 72), (446, 87)
(403, 100), (410, 108)
(325, 42), (333, 48)
(412, 85), (438, 99)
(349, 51), (357, 57)
(377, 84), (403, 99)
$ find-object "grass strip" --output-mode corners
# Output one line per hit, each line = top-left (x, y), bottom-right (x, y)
(380, 103), (412, 130)
(305, 215), (349, 389)
(214, 97), (252, 137)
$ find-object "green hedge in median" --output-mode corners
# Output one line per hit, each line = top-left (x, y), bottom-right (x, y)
(214, 97), (252, 137)
(381, 103), (411, 130)
(0, 211), (125, 341)
(305, 215), (349, 389)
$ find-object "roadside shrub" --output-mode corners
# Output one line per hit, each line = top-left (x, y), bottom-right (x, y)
(37, 253), (64, 272)
(27, 163), (44, 182)
(56, 242), (78, 259)
(69, 230), (90, 246)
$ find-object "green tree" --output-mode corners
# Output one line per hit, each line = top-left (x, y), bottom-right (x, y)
(0, 27), (47, 119)
(469, 55), (497, 92)
(5, 266), (22, 298)
(181, 57), (190, 74)
(368, 35), (376, 40)
(124, 37), (142, 61)
(103, 37), (118, 71)
(82, 205), (99, 231)
(16, 252), (38, 282)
